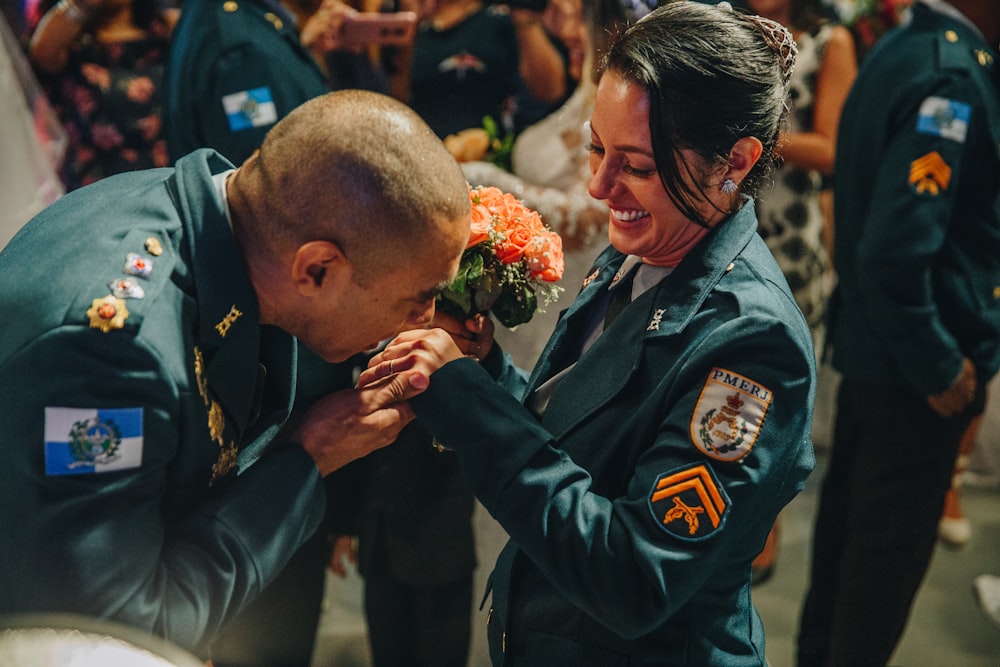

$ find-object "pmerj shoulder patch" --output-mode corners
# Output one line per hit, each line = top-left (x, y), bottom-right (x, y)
(916, 96), (970, 143)
(44, 407), (143, 476)
(648, 463), (730, 541)
(690, 367), (772, 462)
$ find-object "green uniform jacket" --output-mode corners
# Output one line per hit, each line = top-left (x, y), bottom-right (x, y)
(0, 150), (325, 656)
(412, 202), (816, 665)
(830, 0), (1000, 393)
(164, 0), (329, 164)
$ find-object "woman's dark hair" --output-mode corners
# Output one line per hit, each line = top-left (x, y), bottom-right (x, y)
(601, 1), (794, 226)
(790, 0), (831, 33)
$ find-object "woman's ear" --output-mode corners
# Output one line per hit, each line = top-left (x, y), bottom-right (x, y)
(290, 240), (347, 295)
(724, 136), (764, 184)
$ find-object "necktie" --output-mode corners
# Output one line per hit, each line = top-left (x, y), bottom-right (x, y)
(603, 265), (638, 330)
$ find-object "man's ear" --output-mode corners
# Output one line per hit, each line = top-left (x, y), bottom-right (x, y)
(724, 136), (764, 184)
(290, 241), (347, 295)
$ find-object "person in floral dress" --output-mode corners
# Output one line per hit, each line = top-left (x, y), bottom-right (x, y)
(29, 0), (177, 190)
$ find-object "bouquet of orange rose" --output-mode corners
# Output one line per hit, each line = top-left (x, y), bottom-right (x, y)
(437, 185), (565, 328)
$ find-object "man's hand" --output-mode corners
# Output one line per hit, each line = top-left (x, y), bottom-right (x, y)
(328, 535), (357, 578)
(292, 372), (428, 476)
(928, 357), (977, 418)
(300, 0), (359, 54)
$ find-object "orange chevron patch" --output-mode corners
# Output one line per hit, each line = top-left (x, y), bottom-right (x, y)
(648, 463), (730, 541)
(909, 151), (951, 196)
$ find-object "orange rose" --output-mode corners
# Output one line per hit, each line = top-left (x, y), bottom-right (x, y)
(495, 212), (539, 264)
(467, 202), (492, 248)
(525, 230), (565, 282)
(445, 128), (491, 162)
(472, 185), (505, 206)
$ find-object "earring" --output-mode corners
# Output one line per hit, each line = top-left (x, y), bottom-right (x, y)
(721, 178), (738, 194)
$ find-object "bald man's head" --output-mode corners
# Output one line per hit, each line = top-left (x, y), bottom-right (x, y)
(236, 90), (470, 285)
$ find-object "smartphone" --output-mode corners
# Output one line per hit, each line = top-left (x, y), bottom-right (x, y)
(339, 12), (418, 49)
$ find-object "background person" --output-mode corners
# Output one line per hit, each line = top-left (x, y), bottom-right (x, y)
(28, 0), (178, 190)
(797, 1), (1000, 664)
(743, 0), (857, 585)
(405, 0), (567, 139)
(324, 313), (498, 667)
(164, 0), (362, 164)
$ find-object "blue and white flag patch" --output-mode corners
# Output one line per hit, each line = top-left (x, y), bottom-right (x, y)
(44, 407), (143, 476)
(916, 96), (970, 144)
(222, 87), (278, 132)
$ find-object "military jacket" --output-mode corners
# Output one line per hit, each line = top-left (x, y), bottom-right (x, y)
(830, 0), (1000, 393)
(0, 149), (325, 656)
(412, 202), (816, 665)
(164, 0), (329, 164)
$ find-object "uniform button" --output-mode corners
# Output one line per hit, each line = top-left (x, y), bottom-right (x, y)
(993, 286), (1000, 299)
(501, 631), (507, 653)
(264, 11), (283, 29)
(223, 0), (237, 10)
(144, 236), (163, 256)
(944, 30), (958, 43)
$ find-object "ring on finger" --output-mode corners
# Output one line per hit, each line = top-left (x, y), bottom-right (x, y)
(387, 359), (393, 375)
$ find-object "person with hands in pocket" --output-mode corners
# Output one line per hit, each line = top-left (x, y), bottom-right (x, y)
(797, 1), (1000, 664)
(359, 3), (816, 664)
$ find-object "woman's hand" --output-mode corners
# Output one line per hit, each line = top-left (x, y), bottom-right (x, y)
(358, 327), (465, 388)
(433, 311), (495, 361)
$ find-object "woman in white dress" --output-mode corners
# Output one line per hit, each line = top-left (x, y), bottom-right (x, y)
(455, 0), (648, 367)
(0, 12), (65, 248)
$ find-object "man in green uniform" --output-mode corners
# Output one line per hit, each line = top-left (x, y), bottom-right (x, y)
(164, 0), (340, 164)
(798, 1), (1000, 664)
(0, 90), (470, 661)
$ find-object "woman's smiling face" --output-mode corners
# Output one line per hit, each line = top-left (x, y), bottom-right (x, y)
(587, 70), (718, 266)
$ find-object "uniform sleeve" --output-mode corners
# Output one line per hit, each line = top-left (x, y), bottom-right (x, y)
(0, 329), (325, 657)
(853, 74), (981, 393)
(197, 42), (327, 165)
(410, 309), (814, 635)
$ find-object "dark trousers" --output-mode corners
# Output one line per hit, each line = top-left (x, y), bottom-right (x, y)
(797, 379), (982, 666)
(363, 541), (473, 667)
(210, 530), (328, 667)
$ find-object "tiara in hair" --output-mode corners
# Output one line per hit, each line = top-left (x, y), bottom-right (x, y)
(744, 14), (798, 84)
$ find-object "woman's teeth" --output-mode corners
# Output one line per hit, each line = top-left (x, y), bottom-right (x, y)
(611, 209), (650, 222)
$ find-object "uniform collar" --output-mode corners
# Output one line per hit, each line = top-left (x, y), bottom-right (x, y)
(170, 149), (295, 446)
(525, 200), (757, 393)
(640, 198), (758, 337)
